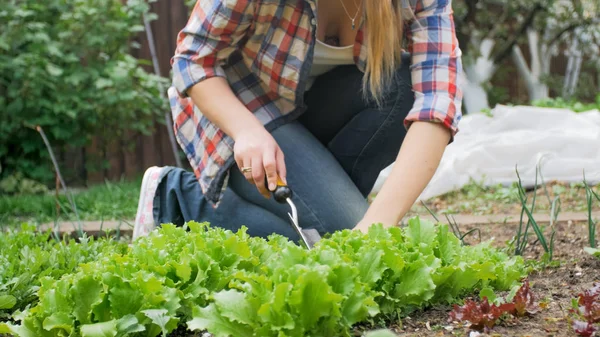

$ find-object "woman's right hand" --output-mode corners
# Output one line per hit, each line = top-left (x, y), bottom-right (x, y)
(233, 126), (287, 199)
(185, 77), (286, 198)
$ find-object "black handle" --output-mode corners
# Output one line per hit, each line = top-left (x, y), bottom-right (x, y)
(267, 176), (292, 204)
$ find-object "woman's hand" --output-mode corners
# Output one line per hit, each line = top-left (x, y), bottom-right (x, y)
(354, 214), (396, 234)
(186, 78), (287, 199)
(354, 219), (373, 234)
(233, 126), (287, 199)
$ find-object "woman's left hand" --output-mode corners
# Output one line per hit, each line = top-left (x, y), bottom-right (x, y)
(354, 214), (397, 233)
(354, 220), (370, 233)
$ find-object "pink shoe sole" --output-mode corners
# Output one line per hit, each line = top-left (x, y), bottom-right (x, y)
(132, 166), (163, 240)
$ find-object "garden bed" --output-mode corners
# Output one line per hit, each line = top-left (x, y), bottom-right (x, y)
(1, 218), (530, 337)
(392, 219), (600, 336)
(156, 220), (600, 337)
(1, 218), (598, 337)
(1, 178), (598, 336)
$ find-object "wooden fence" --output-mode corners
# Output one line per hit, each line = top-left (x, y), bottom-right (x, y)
(67, 0), (596, 186)
(64, 0), (190, 186)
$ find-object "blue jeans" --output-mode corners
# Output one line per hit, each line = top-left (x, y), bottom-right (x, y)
(154, 54), (414, 242)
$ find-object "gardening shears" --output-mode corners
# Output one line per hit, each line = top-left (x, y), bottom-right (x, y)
(270, 177), (321, 249)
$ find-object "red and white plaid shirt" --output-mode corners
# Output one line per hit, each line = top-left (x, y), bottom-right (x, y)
(168, 0), (463, 206)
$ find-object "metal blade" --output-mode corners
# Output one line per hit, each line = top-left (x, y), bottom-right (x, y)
(301, 228), (322, 248)
(286, 198), (319, 249)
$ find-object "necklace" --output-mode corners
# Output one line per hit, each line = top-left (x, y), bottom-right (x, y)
(338, 0), (363, 30)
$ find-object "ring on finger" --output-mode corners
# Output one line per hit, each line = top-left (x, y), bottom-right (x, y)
(241, 167), (252, 173)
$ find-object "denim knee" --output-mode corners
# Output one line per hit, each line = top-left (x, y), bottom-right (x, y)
(153, 166), (205, 227)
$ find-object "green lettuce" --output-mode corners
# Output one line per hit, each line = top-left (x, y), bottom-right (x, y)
(0, 224), (127, 320)
(9, 217), (526, 336)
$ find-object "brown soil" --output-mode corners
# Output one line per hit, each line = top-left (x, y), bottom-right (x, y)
(385, 219), (600, 337)
(167, 326), (205, 337)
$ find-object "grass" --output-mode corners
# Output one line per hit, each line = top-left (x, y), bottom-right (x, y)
(405, 178), (599, 217)
(0, 178), (141, 226)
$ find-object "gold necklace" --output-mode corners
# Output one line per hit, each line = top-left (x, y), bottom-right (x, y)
(338, 0), (363, 30)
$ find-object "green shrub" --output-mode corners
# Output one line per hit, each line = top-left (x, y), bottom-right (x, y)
(0, 0), (168, 184)
(0, 172), (49, 195)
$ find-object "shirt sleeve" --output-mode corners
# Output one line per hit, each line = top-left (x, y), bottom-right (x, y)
(171, 0), (255, 97)
(404, 0), (464, 138)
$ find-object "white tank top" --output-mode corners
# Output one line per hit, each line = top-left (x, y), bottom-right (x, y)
(306, 39), (354, 90)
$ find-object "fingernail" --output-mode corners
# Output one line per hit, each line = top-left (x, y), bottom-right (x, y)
(269, 183), (276, 191)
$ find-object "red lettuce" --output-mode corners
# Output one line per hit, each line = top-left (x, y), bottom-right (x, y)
(570, 283), (600, 336)
(449, 279), (538, 332)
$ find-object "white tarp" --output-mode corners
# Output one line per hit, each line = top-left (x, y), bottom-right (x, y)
(372, 105), (600, 200)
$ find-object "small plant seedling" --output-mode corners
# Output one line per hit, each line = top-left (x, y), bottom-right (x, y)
(513, 166), (556, 261)
(583, 172), (600, 250)
(449, 279), (538, 333)
(420, 200), (481, 245)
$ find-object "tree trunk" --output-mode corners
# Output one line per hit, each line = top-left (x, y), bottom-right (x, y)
(463, 73), (492, 114)
(563, 38), (583, 98)
(462, 38), (497, 114)
(511, 29), (549, 103)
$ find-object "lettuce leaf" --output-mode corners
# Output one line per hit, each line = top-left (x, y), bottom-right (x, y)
(10, 217), (526, 337)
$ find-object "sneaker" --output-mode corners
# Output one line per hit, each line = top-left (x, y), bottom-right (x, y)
(133, 166), (164, 240)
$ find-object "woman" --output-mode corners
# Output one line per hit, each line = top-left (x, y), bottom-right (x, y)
(133, 0), (463, 242)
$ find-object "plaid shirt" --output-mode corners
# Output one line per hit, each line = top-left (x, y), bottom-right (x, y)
(168, 0), (463, 206)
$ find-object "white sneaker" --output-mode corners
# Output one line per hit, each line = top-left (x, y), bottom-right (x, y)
(133, 166), (164, 240)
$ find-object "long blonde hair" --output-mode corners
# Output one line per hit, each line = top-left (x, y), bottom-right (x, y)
(363, 1), (408, 104)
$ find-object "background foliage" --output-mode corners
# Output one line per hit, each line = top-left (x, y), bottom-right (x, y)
(452, 0), (599, 112)
(0, 0), (168, 187)
(0, 0), (598, 190)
